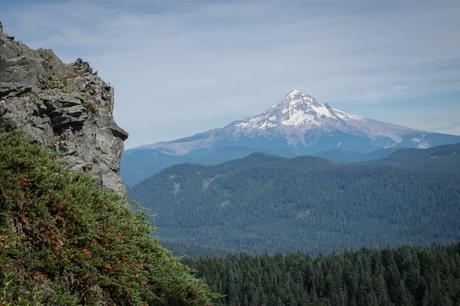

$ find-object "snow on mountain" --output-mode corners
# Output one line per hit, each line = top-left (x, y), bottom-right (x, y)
(122, 89), (460, 186)
(235, 89), (338, 129)
(142, 89), (424, 155)
(230, 89), (413, 141)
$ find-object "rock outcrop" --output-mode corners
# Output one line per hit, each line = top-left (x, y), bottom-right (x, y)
(0, 22), (128, 193)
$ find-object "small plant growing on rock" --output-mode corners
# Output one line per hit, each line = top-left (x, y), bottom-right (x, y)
(17, 90), (40, 104)
(38, 74), (99, 114)
(37, 48), (55, 62)
(77, 92), (99, 114)
(38, 74), (71, 92)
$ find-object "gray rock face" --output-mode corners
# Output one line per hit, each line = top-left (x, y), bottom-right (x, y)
(0, 23), (128, 193)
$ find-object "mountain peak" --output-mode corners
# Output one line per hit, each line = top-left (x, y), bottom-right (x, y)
(286, 88), (302, 97)
(234, 89), (337, 130)
(284, 89), (318, 105)
(124, 89), (460, 185)
(280, 89), (325, 112)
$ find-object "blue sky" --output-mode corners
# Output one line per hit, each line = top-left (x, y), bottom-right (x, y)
(1, 0), (459, 148)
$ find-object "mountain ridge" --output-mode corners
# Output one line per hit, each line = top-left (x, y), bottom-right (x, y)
(128, 142), (460, 254)
(122, 89), (460, 186)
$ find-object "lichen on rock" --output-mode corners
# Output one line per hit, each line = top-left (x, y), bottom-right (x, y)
(0, 22), (128, 193)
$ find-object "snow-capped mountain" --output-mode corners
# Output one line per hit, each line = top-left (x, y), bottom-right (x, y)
(122, 89), (460, 186)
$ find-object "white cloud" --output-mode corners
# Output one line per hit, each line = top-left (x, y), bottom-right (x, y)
(1, 0), (459, 147)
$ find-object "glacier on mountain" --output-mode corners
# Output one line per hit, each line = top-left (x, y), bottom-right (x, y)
(143, 89), (435, 155)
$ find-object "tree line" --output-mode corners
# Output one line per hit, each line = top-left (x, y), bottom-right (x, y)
(185, 243), (460, 306)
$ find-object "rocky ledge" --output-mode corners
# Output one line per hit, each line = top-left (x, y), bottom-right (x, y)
(0, 22), (128, 193)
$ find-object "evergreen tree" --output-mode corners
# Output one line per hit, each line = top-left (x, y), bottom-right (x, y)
(186, 243), (460, 306)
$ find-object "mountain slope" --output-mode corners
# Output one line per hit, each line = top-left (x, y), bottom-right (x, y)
(128, 143), (460, 255)
(0, 132), (214, 305)
(373, 142), (460, 172)
(122, 90), (460, 186)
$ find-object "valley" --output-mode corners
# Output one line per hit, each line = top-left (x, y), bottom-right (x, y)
(129, 143), (460, 255)
(2, 1), (460, 304)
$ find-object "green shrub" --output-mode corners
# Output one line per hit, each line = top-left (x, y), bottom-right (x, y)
(38, 74), (71, 92)
(0, 132), (215, 305)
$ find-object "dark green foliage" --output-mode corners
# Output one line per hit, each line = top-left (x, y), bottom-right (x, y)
(313, 147), (398, 164)
(185, 243), (460, 306)
(162, 241), (230, 258)
(0, 132), (214, 305)
(129, 148), (460, 255)
(372, 143), (460, 173)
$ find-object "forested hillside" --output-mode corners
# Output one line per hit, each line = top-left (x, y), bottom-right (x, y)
(186, 243), (460, 306)
(372, 143), (460, 172)
(0, 132), (214, 305)
(162, 241), (230, 258)
(129, 144), (460, 254)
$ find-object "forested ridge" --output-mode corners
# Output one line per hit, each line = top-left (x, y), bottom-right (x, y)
(370, 143), (460, 172)
(129, 143), (460, 254)
(186, 243), (460, 306)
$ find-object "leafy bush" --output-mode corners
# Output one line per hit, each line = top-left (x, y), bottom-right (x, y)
(0, 132), (214, 305)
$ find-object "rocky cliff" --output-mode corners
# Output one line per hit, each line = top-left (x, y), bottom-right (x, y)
(0, 22), (128, 193)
